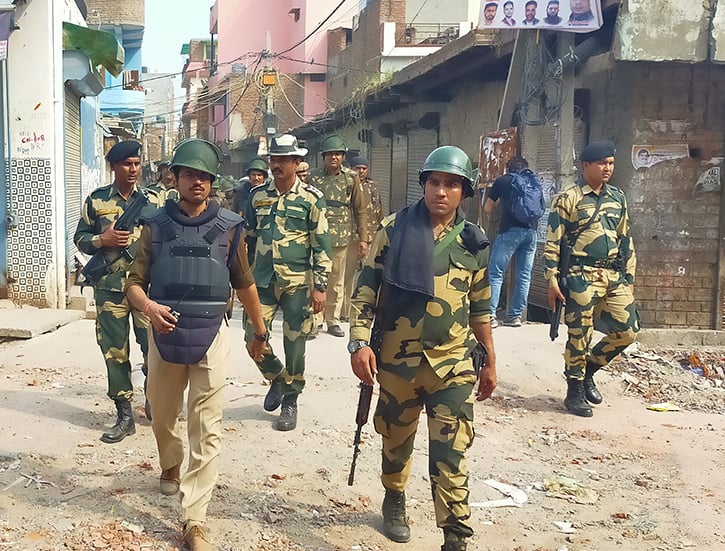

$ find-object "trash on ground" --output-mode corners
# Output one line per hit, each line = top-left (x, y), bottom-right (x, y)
(471, 479), (528, 508)
(646, 402), (681, 412)
(552, 520), (576, 533)
(543, 474), (599, 504)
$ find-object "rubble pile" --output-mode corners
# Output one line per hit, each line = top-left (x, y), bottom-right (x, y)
(609, 344), (725, 414)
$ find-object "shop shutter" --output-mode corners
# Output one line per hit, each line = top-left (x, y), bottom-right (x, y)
(405, 129), (438, 206)
(64, 88), (82, 273)
(369, 141), (391, 216)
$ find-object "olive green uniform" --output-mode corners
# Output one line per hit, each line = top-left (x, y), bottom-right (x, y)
(544, 180), (639, 380)
(309, 166), (370, 327)
(244, 178), (332, 395)
(343, 177), (385, 319)
(350, 211), (491, 539)
(73, 184), (160, 400)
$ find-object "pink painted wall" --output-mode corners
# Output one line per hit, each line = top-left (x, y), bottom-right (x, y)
(209, 0), (353, 121)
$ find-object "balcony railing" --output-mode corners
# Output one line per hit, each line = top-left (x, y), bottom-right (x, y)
(401, 23), (460, 46)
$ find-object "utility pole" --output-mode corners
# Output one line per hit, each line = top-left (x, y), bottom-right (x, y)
(261, 31), (278, 154)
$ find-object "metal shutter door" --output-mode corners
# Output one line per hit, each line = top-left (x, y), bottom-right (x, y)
(369, 141), (391, 215)
(405, 129), (438, 206)
(64, 89), (82, 272)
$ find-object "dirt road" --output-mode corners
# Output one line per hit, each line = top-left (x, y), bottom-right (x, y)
(0, 317), (723, 550)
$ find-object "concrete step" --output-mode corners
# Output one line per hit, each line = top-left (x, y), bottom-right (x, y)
(0, 300), (85, 338)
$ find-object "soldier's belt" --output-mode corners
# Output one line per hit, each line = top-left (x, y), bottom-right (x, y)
(573, 257), (619, 270)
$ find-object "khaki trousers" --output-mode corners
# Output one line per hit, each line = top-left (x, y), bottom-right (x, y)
(147, 323), (229, 525)
(324, 245), (348, 327)
(341, 242), (362, 321)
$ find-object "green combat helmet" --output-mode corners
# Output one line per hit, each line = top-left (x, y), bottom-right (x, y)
(320, 134), (348, 154)
(247, 157), (269, 175)
(217, 175), (238, 193)
(418, 145), (475, 197)
(170, 139), (222, 182)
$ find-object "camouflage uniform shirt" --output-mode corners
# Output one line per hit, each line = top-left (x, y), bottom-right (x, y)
(245, 178), (332, 290)
(359, 178), (385, 239)
(543, 180), (637, 285)
(74, 183), (160, 292)
(350, 212), (491, 380)
(309, 166), (370, 248)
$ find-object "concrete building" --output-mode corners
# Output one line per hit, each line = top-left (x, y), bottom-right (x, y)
(293, 0), (725, 330)
(0, 0), (122, 307)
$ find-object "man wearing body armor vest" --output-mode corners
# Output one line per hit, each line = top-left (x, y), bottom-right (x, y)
(308, 134), (370, 338)
(244, 134), (332, 431)
(125, 139), (267, 551)
(350, 146), (497, 551)
(74, 141), (161, 444)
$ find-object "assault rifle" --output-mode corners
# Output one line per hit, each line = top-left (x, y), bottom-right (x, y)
(348, 289), (385, 486)
(549, 239), (572, 341)
(471, 342), (488, 374)
(81, 193), (149, 285)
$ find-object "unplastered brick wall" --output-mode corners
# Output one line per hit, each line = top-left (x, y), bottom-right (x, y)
(85, 0), (144, 27)
(613, 62), (724, 329)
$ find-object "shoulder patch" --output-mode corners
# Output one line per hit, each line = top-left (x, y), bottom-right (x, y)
(304, 183), (324, 199)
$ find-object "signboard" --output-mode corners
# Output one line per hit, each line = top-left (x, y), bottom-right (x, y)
(477, 0), (603, 33)
(630, 144), (689, 169)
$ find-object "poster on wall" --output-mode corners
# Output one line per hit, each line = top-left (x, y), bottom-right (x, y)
(631, 144), (689, 169)
(477, 0), (603, 33)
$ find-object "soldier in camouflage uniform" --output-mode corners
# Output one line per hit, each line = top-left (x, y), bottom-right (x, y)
(349, 146), (496, 551)
(74, 141), (161, 443)
(211, 175), (238, 210)
(233, 157), (269, 215)
(308, 134), (370, 338)
(342, 155), (384, 321)
(244, 134), (332, 431)
(147, 158), (179, 203)
(544, 140), (639, 417)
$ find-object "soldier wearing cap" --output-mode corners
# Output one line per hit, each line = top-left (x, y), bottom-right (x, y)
(295, 161), (310, 183)
(244, 134), (332, 431)
(125, 138), (267, 551)
(233, 157), (269, 215)
(73, 140), (161, 443)
(308, 134), (370, 338)
(349, 146), (496, 551)
(544, 140), (639, 417)
(341, 155), (384, 321)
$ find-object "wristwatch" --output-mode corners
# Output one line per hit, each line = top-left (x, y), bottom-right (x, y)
(254, 331), (270, 342)
(347, 340), (369, 354)
(314, 283), (327, 292)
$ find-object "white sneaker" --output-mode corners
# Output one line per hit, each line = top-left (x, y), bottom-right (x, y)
(503, 316), (522, 327)
(490, 318), (499, 328)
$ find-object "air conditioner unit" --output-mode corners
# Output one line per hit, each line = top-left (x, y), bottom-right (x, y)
(231, 64), (246, 74)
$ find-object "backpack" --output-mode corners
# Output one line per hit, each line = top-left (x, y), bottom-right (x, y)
(509, 169), (545, 225)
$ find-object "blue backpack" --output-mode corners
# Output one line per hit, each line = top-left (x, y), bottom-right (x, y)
(509, 169), (545, 225)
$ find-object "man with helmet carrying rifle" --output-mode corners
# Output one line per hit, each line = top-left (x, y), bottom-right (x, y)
(309, 134), (370, 338)
(349, 146), (497, 551)
(125, 139), (267, 551)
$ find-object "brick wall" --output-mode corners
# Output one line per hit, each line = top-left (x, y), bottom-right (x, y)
(586, 62), (724, 329)
(85, 0), (144, 27)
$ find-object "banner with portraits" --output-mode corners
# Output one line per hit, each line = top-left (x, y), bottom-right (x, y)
(477, 0), (603, 33)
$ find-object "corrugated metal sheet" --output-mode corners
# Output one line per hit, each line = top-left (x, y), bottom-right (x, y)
(64, 89), (81, 272)
(406, 129), (438, 206)
(370, 141), (392, 216)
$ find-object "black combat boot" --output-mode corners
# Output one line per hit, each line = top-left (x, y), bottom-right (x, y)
(101, 399), (136, 443)
(564, 379), (593, 417)
(382, 489), (410, 543)
(441, 529), (468, 551)
(583, 362), (603, 404)
(263, 376), (284, 412)
(274, 394), (298, 431)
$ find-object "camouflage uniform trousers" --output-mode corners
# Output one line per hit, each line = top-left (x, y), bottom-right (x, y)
(245, 283), (313, 396)
(375, 357), (477, 538)
(341, 241), (363, 320)
(94, 288), (150, 400)
(564, 266), (640, 380)
(325, 245), (348, 327)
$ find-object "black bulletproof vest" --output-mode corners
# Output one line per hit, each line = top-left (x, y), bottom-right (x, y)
(145, 200), (243, 364)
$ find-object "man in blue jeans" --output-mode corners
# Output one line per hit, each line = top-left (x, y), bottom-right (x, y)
(483, 157), (538, 327)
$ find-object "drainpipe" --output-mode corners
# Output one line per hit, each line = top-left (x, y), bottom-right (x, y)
(50, 0), (66, 309)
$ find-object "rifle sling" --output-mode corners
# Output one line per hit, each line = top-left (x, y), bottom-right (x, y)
(433, 220), (465, 259)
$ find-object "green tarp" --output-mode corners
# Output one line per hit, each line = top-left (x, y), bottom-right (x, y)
(62, 21), (124, 77)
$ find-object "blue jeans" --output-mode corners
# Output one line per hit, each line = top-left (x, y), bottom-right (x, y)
(488, 227), (537, 319)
